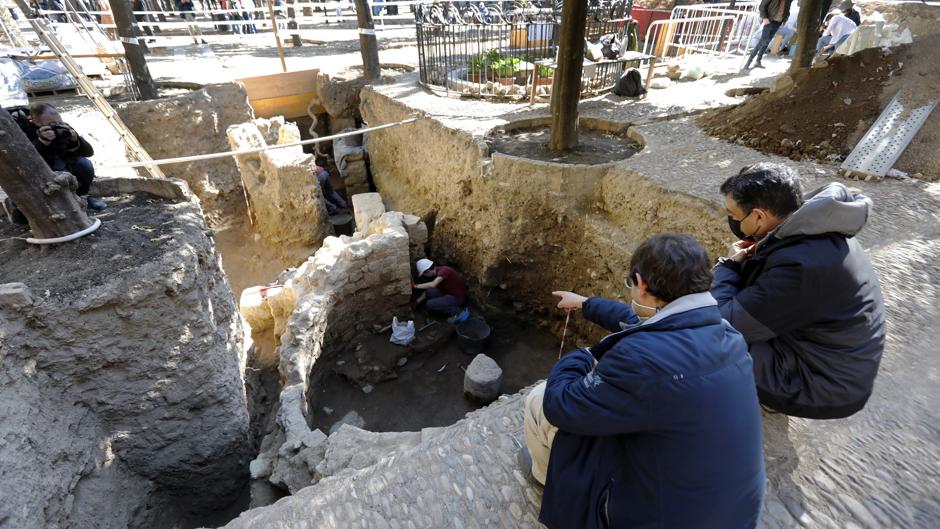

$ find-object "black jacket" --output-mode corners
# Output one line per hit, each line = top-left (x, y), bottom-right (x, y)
(712, 183), (885, 419)
(759, 0), (793, 22)
(6, 106), (94, 166)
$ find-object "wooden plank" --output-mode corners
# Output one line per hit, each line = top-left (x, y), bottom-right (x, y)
(238, 68), (319, 101)
(250, 93), (324, 119)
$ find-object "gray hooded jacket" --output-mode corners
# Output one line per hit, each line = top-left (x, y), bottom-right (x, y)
(712, 182), (886, 419)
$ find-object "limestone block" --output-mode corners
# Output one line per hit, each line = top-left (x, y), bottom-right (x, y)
(240, 286), (275, 332)
(316, 425), (422, 478)
(352, 193), (386, 232)
(0, 282), (33, 311)
(464, 354), (503, 403)
(329, 115), (357, 135)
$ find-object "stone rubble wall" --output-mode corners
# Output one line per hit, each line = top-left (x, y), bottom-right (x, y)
(116, 83), (254, 223)
(0, 177), (250, 529)
(226, 116), (334, 261)
(245, 200), (426, 496)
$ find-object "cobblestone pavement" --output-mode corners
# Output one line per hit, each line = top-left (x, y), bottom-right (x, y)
(219, 105), (940, 529)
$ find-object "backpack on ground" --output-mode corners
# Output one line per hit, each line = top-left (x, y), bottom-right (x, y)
(612, 68), (646, 97)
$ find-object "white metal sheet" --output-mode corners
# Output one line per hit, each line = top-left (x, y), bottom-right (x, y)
(841, 92), (938, 178)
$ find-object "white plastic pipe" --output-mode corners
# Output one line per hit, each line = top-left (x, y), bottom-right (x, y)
(26, 217), (102, 245)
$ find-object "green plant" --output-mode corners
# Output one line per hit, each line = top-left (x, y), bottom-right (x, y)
(538, 65), (554, 77)
(467, 53), (486, 74)
(484, 49), (505, 63)
(492, 57), (521, 77)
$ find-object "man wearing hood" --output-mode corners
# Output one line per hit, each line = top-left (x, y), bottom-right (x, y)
(712, 163), (885, 419)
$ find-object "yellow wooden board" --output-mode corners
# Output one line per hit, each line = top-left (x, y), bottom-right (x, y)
(251, 93), (325, 119)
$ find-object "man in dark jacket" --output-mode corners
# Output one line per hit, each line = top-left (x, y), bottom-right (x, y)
(744, 0), (794, 70)
(9, 103), (106, 211)
(712, 163), (885, 419)
(524, 233), (765, 529)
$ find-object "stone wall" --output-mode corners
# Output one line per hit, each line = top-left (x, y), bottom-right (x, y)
(226, 116), (334, 262)
(243, 198), (425, 496)
(0, 177), (250, 529)
(116, 83), (254, 223)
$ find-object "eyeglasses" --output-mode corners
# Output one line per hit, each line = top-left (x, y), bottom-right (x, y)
(624, 270), (639, 288)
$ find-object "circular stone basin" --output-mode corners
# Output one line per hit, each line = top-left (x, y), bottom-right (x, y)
(486, 117), (644, 165)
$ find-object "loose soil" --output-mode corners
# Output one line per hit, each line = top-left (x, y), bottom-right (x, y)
(0, 193), (180, 300)
(487, 126), (643, 164)
(699, 35), (940, 180)
(699, 46), (901, 164)
(309, 313), (559, 433)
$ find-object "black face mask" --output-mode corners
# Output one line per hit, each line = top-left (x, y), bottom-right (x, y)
(728, 214), (756, 241)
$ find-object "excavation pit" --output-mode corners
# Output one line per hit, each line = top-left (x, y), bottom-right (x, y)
(309, 312), (558, 433)
(486, 117), (644, 165)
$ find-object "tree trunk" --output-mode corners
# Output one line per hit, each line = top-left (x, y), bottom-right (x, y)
(109, 0), (158, 99)
(0, 110), (93, 239)
(790, 0), (822, 71)
(549, 0), (588, 152)
(353, 0), (380, 80)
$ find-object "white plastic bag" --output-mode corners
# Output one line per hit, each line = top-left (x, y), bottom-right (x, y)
(389, 317), (415, 346)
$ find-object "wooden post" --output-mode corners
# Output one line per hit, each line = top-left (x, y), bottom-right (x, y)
(790, 0), (822, 71)
(353, 0), (380, 80)
(267, 0), (288, 72)
(109, 0), (158, 99)
(549, 0), (588, 152)
(0, 109), (93, 239)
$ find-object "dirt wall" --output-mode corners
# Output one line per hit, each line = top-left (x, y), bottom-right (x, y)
(359, 88), (729, 341)
(116, 83), (255, 224)
(0, 177), (250, 529)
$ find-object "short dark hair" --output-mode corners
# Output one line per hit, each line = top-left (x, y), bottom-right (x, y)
(720, 163), (804, 217)
(29, 102), (56, 118)
(629, 233), (712, 303)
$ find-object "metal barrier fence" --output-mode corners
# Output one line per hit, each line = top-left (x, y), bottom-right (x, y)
(642, 2), (760, 64)
(415, 0), (634, 99)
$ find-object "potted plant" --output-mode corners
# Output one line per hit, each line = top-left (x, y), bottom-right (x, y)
(536, 64), (554, 85)
(493, 57), (521, 85)
(466, 53), (487, 83)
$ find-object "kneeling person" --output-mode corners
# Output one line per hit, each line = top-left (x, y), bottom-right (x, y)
(414, 258), (469, 323)
(525, 233), (765, 529)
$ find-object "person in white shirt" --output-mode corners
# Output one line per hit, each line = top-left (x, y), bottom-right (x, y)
(817, 8), (857, 54)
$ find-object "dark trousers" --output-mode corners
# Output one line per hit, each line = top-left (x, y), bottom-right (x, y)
(746, 21), (782, 67)
(426, 288), (465, 316)
(50, 156), (95, 196)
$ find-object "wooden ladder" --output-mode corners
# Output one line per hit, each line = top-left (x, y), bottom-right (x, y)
(27, 17), (166, 179)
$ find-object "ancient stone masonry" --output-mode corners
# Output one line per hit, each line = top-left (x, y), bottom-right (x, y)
(241, 195), (429, 497)
(0, 177), (250, 529)
(116, 83), (255, 223)
(227, 116), (334, 262)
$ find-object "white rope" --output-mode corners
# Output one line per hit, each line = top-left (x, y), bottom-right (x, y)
(97, 118), (418, 170)
(26, 217), (101, 245)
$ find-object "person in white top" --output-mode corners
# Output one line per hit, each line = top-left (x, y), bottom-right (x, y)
(817, 8), (858, 54)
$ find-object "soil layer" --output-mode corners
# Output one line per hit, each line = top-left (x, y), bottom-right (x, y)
(486, 126), (643, 165)
(309, 314), (559, 433)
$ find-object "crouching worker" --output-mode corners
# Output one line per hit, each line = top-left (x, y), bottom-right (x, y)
(523, 233), (765, 529)
(414, 258), (470, 324)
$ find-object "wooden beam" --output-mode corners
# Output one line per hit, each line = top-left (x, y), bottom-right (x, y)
(267, 0), (288, 72)
(549, 0), (588, 152)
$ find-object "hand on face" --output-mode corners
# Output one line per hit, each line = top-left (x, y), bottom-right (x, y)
(37, 126), (56, 144)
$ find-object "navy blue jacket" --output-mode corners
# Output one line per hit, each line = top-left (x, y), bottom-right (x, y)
(539, 294), (765, 529)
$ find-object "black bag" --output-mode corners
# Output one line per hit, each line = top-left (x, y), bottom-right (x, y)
(612, 68), (646, 97)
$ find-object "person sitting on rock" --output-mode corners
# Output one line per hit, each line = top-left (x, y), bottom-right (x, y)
(414, 258), (470, 323)
(10, 103), (106, 211)
(712, 163), (885, 419)
(817, 7), (857, 55)
(524, 233), (765, 529)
